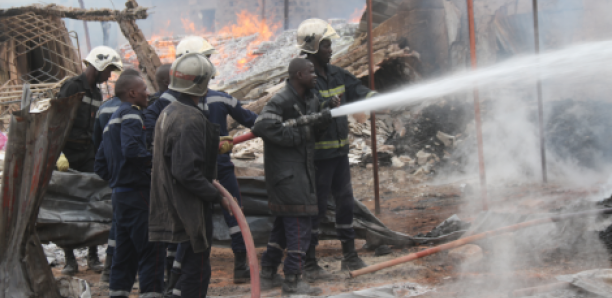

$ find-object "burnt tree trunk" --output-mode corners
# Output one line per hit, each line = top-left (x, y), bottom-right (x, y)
(117, 0), (161, 92)
(0, 94), (82, 298)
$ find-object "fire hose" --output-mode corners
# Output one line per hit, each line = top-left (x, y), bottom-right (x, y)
(213, 181), (260, 298)
(218, 109), (332, 149)
(349, 208), (612, 278)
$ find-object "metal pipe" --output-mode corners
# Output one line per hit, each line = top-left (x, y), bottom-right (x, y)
(213, 181), (260, 298)
(511, 282), (569, 297)
(77, 0), (92, 53)
(349, 208), (612, 278)
(533, 0), (548, 183)
(366, 0), (381, 215)
(466, 0), (488, 210)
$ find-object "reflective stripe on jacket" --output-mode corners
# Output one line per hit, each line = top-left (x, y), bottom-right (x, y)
(313, 64), (376, 160)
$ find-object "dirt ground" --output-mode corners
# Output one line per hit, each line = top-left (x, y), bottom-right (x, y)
(55, 166), (612, 297)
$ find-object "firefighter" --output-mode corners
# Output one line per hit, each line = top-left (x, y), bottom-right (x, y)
(148, 63), (172, 106)
(297, 18), (377, 280)
(149, 53), (233, 298)
(56, 45), (123, 276)
(93, 74), (165, 297)
(253, 58), (339, 295)
(92, 67), (141, 283)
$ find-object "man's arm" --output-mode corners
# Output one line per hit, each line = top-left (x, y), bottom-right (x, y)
(94, 143), (111, 181)
(227, 101), (258, 129)
(252, 99), (305, 147)
(343, 69), (377, 103)
(170, 119), (222, 203)
(120, 110), (152, 167)
(93, 111), (104, 151)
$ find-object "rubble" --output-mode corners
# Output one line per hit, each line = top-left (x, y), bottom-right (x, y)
(447, 244), (483, 265)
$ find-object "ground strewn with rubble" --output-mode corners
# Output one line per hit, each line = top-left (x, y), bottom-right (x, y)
(54, 165), (609, 298)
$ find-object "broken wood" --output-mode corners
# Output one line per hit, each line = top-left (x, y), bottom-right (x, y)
(0, 93), (82, 298)
(0, 4), (148, 22)
(117, 0), (161, 91)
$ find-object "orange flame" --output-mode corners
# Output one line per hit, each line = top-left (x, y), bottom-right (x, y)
(349, 5), (366, 23)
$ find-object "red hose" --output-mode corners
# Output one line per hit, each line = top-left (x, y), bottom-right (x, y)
(219, 131), (257, 150)
(213, 181), (260, 298)
(350, 208), (612, 278)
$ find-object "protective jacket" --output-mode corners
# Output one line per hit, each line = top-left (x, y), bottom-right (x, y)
(143, 89), (208, 148)
(93, 97), (121, 151)
(149, 93), (221, 253)
(252, 82), (328, 216)
(94, 102), (151, 190)
(58, 73), (103, 171)
(313, 64), (376, 160)
(206, 90), (257, 166)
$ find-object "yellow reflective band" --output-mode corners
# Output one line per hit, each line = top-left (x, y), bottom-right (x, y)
(315, 139), (349, 150)
(319, 85), (346, 98)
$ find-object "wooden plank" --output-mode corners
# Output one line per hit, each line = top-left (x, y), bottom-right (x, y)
(0, 4), (148, 22)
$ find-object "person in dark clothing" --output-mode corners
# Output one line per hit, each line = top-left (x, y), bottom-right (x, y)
(149, 53), (233, 298)
(91, 67), (141, 283)
(94, 75), (165, 298)
(297, 18), (377, 280)
(149, 64), (171, 106)
(57, 46), (123, 276)
(253, 58), (338, 295)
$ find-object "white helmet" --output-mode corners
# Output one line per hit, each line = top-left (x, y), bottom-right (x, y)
(176, 36), (218, 58)
(169, 53), (214, 97)
(84, 46), (123, 72)
(296, 19), (340, 54)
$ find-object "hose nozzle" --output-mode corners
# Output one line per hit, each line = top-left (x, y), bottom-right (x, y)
(283, 109), (332, 127)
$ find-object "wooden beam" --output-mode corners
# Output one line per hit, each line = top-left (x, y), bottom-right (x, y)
(0, 3), (148, 22)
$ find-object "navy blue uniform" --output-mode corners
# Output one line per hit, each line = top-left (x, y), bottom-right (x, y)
(206, 90), (257, 253)
(93, 96), (122, 257)
(94, 102), (164, 298)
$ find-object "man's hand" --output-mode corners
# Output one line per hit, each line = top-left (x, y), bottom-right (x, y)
(219, 136), (234, 154)
(330, 94), (342, 108)
(56, 154), (69, 171)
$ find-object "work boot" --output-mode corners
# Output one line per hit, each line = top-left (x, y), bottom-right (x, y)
(61, 249), (78, 275)
(282, 274), (322, 296)
(303, 245), (338, 282)
(260, 266), (283, 290)
(87, 246), (104, 272)
(233, 252), (251, 284)
(163, 271), (181, 298)
(100, 255), (112, 283)
(340, 240), (367, 271)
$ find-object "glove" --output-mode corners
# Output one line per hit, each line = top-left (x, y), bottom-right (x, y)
(219, 136), (234, 154)
(56, 154), (69, 171)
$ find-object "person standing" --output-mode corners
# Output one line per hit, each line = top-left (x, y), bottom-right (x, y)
(148, 53), (233, 298)
(296, 19), (377, 280)
(92, 67), (141, 283)
(56, 46), (123, 276)
(254, 58), (338, 295)
(94, 74), (165, 297)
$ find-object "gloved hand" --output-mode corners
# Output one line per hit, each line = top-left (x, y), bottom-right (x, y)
(219, 136), (234, 154)
(56, 154), (69, 171)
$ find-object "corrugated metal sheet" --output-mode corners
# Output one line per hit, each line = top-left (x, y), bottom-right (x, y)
(356, 0), (404, 36)
(0, 93), (82, 298)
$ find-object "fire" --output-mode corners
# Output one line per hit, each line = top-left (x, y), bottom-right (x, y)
(349, 5), (366, 23)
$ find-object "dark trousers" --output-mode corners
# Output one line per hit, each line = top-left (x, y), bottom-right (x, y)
(218, 163), (246, 253)
(106, 213), (116, 255)
(109, 190), (165, 297)
(261, 216), (311, 275)
(171, 243), (185, 275)
(172, 204), (213, 298)
(312, 155), (356, 246)
(63, 142), (95, 172)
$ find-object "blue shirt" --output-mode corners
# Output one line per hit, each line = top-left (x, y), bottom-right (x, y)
(204, 90), (258, 164)
(94, 102), (151, 190)
(93, 97), (122, 151)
